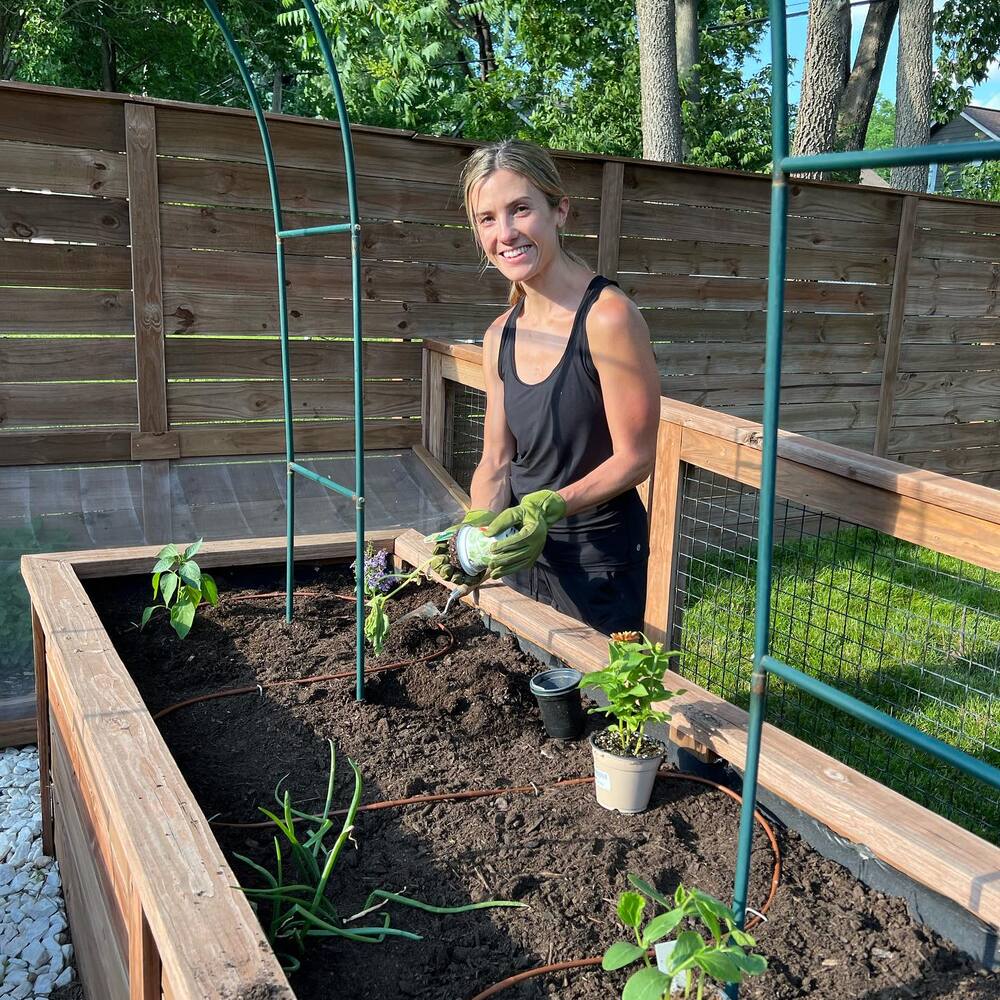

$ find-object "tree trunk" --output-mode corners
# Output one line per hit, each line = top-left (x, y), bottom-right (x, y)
(99, 26), (118, 93)
(675, 0), (698, 157)
(836, 0), (898, 151)
(0, 7), (28, 79)
(637, 0), (682, 163)
(472, 12), (496, 80)
(272, 67), (283, 114)
(891, 0), (932, 191)
(792, 0), (851, 178)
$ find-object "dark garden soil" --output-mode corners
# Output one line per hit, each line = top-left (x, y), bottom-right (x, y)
(87, 563), (998, 1000)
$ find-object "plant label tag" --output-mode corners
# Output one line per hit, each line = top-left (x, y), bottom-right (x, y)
(654, 941), (688, 991)
(594, 767), (611, 790)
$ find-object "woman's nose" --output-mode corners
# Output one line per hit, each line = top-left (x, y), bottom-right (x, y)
(498, 216), (518, 243)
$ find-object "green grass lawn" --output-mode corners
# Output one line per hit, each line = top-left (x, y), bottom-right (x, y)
(678, 525), (1000, 843)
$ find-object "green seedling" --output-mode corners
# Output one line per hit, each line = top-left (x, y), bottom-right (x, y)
(354, 544), (431, 656)
(235, 740), (524, 970)
(140, 539), (218, 639)
(580, 632), (685, 756)
(603, 876), (767, 1000)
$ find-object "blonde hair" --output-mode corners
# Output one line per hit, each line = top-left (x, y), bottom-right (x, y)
(460, 139), (589, 306)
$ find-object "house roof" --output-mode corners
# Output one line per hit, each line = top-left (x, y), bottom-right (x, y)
(931, 104), (1000, 140)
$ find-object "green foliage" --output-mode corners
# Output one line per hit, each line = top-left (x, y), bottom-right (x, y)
(353, 545), (429, 656)
(580, 634), (684, 756)
(236, 740), (524, 970)
(941, 161), (1000, 202)
(603, 876), (766, 1000)
(933, 0), (1000, 122)
(141, 539), (218, 640)
(863, 96), (896, 183)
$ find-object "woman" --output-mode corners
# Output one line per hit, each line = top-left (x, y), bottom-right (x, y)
(431, 140), (660, 634)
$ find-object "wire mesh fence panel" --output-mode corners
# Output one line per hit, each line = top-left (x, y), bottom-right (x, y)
(673, 463), (1000, 843)
(444, 380), (486, 495)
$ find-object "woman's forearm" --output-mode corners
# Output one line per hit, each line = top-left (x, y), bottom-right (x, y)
(470, 460), (511, 514)
(556, 450), (653, 517)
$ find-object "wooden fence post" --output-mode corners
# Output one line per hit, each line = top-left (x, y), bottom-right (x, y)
(421, 348), (447, 465)
(874, 194), (919, 458)
(31, 607), (53, 857)
(643, 421), (684, 645)
(129, 888), (161, 1000)
(597, 160), (624, 279)
(126, 102), (175, 543)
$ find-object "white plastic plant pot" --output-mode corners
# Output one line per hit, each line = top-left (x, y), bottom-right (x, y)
(589, 729), (665, 814)
(654, 942), (728, 999)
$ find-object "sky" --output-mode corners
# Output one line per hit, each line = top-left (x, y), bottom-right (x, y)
(744, 0), (1000, 111)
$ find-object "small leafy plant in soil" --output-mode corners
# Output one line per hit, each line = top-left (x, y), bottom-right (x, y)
(604, 875), (766, 1000)
(140, 539), (218, 639)
(235, 739), (523, 971)
(581, 632), (684, 756)
(355, 544), (432, 655)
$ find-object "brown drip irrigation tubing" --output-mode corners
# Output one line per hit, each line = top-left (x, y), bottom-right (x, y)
(151, 622), (455, 722)
(466, 772), (781, 1000)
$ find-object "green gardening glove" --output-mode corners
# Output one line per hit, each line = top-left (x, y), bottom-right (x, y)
(483, 490), (567, 579)
(427, 509), (496, 586)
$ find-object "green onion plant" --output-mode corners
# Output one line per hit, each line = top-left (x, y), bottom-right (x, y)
(235, 740), (524, 970)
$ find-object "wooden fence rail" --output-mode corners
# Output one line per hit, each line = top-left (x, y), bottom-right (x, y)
(1, 79), (998, 483)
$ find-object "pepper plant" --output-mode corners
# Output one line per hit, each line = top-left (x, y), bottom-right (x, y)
(141, 539), (218, 639)
(603, 875), (766, 1000)
(235, 741), (524, 970)
(579, 632), (684, 756)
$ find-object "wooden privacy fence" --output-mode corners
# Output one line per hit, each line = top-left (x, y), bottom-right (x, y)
(2, 80), (999, 481)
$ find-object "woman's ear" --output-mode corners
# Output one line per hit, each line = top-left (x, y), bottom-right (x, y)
(556, 195), (570, 229)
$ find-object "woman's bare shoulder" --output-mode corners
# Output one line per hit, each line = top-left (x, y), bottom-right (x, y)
(588, 283), (646, 340)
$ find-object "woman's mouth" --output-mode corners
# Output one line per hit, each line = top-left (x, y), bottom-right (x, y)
(498, 244), (533, 261)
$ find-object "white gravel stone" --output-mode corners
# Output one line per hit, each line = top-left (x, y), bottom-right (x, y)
(0, 746), (78, 997)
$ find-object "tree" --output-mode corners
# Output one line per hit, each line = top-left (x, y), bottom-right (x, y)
(863, 95), (895, 182)
(791, 0), (850, 177)
(933, 0), (1000, 121)
(676, 0), (699, 139)
(636, 0), (682, 161)
(891, 0), (932, 191)
(836, 0), (898, 153)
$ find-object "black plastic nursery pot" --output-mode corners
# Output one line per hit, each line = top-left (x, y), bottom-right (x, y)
(529, 667), (586, 739)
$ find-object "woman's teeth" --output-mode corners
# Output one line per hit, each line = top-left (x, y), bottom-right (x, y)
(500, 246), (531, 259)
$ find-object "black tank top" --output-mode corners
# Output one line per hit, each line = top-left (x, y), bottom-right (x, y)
(498, 274), (649, 571)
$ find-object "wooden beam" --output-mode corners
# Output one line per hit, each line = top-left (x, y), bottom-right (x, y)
(125, 102), (167, 437)
(422, 349), (447, 463)
(597, 160), (624, 278)
(643, 423), (684, 645)
(32, 608), (53, 855)
(129, 890), (161, 1000)
(875, 195), (918, 457)
(412, 443), (470, 510)
(392, 528), (1000, 931)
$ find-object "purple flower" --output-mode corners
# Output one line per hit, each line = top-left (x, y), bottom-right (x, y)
(354, 545), (392, 594)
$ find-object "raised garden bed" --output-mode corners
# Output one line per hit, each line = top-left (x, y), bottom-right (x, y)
(22, 532), (998, 1000)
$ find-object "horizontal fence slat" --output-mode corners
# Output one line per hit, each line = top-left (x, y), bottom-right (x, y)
(894, 445), (1000, 477)
(895, 370), (1000, 400)
(898, 343), (1000, 372)
(888, 421), (1000, 453)
(653, 341), (884, 376)
(166, 380), (420, 422)
(904, 284), (1000, 317)
(153, 107), (605, 197)
(644, 309), (885, 344)
(0, 140), (128, 198)
(3, 242), (132, 289)
(163, 292), (498, 339)
(620, 200), (899, 253)
(0, 383), (137, 428)
(174, 419), (419, 458)
(3, 289), (134, 333)
(662, 373), (883, 407)
(892, 395), (1000, 426)
(902, 317), (1000, 344)
(618, 237), (895, 284)
(622, 164), (904, 227)
(0, 190), (130, 244)
(725, 400), (878, 432)
(161, 249), (511, 304)
(909, 256), (1000, 290)
(164, 338), (421, 380)
(622, 273), (891, 314)
(915, 198), (1000, 235)
(0, 89), (125, 150)
(912, 226), (1000, 263)
(0, 336), (135, 381)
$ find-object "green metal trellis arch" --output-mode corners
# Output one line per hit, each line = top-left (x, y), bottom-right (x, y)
(729, 3), (1000, 994)
(203, 0), (368, 701)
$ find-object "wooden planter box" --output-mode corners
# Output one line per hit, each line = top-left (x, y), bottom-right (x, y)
(22, 530), (1000, 998)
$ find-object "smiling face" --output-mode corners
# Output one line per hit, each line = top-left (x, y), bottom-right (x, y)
(470, 168), (569, 283)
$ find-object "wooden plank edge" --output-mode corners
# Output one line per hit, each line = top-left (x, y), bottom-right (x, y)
(393, 527), (1000, 930)
(411, 444), (471, 510)
(23, 557), (294, 1000)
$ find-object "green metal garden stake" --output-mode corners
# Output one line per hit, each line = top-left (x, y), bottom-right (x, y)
(203, 0), (367, 700)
